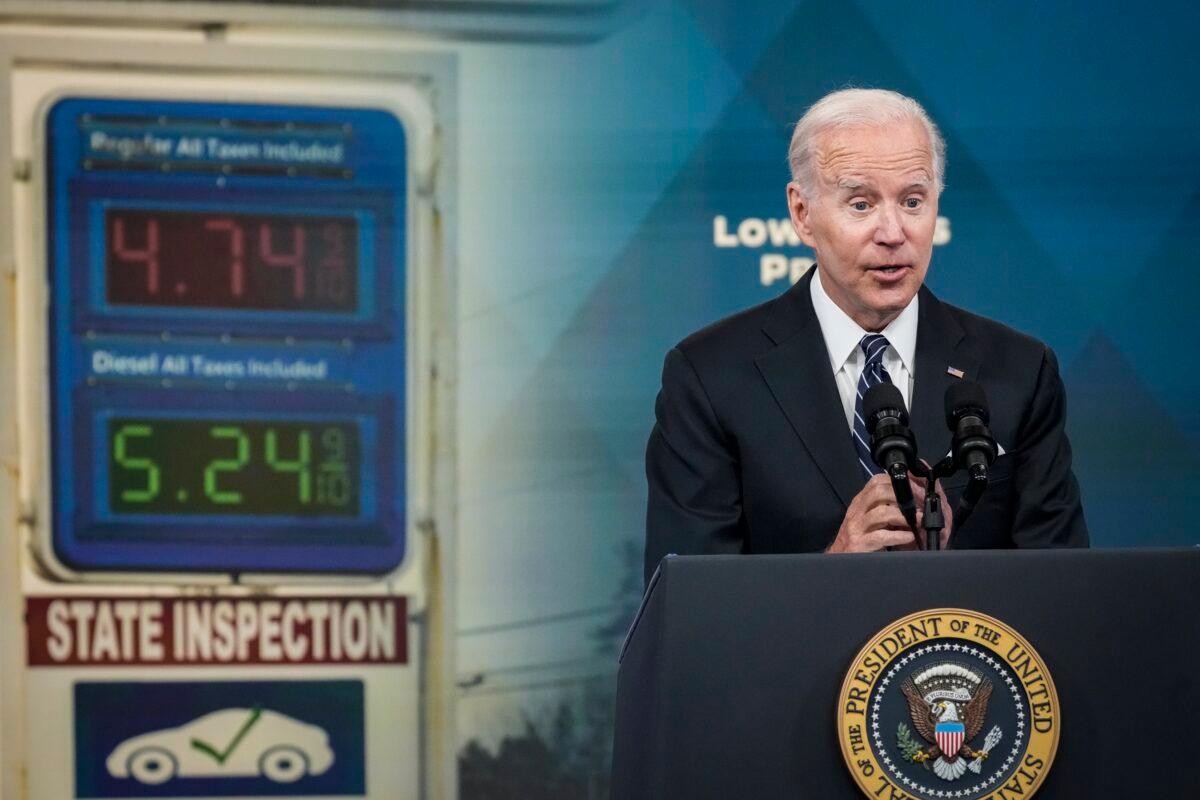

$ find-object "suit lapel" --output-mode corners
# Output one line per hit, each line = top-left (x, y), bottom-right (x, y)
(910, 286), (978, 465)
(754, 276), (981, 504)
(755, 271), (864, 508)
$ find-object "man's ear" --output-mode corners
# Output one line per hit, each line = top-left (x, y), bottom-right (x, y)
(787, 181), (818, 249)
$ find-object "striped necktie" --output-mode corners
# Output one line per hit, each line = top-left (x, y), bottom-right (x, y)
(853, 333), (893, 479)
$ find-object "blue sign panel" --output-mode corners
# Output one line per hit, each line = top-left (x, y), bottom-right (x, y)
(46, 98), (408, 574)
(74, 680), (366, 797)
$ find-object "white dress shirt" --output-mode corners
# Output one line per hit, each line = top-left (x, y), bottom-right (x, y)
(809, 268), (919, 430)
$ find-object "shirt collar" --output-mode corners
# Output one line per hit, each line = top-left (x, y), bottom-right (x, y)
(809, 266), (919, 374)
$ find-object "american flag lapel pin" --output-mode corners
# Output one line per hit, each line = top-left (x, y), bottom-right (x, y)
(946, 366), (965, 379)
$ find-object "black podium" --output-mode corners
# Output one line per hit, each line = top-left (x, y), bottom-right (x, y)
(612, 549), (1200, 798)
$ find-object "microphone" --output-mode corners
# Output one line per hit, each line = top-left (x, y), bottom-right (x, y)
(945, 381), (997, 478)
(864, 383), (917, 473)
(863, 383), (920, 534)
(944, 381), (998, 528)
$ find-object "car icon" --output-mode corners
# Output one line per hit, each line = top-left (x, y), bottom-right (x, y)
(106, 707), (334, 785)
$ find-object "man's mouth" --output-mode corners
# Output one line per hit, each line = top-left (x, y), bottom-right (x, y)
(869, 264), (910, 275)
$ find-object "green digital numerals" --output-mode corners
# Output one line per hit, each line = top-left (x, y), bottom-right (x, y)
(107, 417), (359, 517)
(112, 424), (160, 502)
(203, 426), (250, 504)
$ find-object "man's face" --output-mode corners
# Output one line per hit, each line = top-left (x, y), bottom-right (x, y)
(787, 119), (938, 331)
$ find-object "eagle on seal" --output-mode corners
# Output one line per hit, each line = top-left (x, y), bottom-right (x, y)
(901, 675), (992, 780)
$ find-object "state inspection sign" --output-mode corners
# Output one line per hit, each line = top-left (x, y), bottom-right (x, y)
(26, 595), (407, 666)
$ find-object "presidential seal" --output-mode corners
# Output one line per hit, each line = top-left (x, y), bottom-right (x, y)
(837, 609), (1059, 800)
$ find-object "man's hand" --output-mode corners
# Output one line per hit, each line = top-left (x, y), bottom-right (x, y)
(826, 471), (953, 553)
(826, 474), (917, 553)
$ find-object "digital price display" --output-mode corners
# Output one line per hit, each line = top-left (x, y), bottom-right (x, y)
(108, 417), (360, 516)
(106, 209), (358, 312)
(45, 97), (411, 575)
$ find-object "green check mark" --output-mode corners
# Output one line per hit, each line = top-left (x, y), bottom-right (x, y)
(191, 706), (263, 765)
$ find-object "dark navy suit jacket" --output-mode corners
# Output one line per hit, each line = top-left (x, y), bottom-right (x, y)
(644, 268), (1088, 584)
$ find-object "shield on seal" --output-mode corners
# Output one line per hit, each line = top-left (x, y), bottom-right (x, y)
(936, 721), (965, 758)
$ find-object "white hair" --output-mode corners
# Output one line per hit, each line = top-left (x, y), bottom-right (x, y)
(787, 88), (946, 197)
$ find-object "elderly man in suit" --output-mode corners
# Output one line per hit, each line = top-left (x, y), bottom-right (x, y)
(644, 88), (1087, 584)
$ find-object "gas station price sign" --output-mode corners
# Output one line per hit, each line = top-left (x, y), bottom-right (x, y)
(45, 97), (410, 575)
(108, 416), (361, 517)
(106, 209), (359, 312)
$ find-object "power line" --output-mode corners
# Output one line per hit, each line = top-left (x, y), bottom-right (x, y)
(457, 655), (613, 686)
(458, 672), (614, 699)
(486, 655), (614, 677)
(457, 604), (620, 637)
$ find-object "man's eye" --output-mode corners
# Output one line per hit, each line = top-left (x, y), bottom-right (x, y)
(851, 201), (870, 212)
(904, 197), (923, 209)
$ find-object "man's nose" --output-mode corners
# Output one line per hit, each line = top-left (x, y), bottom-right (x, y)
(873, 205), (906, 246)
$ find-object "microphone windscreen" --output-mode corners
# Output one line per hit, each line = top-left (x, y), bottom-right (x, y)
(944, 381), (989, 427)
(863, 382), (908, 434)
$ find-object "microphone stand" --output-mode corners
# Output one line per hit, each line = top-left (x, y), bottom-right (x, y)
(890, 450), (993, 551)
(923, 489), (944, 551)
(916, 457), (993, 551)
(919, 457), (958, 552)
